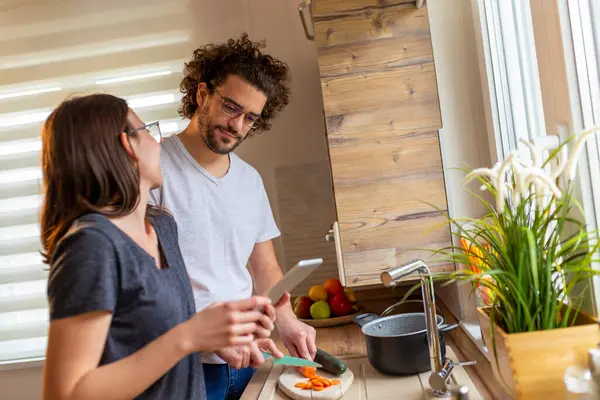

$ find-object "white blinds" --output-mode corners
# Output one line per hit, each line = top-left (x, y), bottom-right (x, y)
(0, 0), (194, 363)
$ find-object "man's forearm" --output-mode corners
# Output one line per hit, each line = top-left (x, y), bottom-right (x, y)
(249, 241), (297, 320)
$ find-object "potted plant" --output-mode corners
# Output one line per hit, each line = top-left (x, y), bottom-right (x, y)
(405, 127), (600, 398)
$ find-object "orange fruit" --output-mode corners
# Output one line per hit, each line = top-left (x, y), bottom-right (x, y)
(308, 285), (328, 302)
(323, 278), (344, 296)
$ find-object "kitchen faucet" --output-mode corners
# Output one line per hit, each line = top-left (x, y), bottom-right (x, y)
(381, 259), (475, 397)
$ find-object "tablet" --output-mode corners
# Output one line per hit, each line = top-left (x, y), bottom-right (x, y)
(268, 258), (323, 304)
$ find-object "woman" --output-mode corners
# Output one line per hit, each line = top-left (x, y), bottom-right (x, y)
(40, 93), (283, 400)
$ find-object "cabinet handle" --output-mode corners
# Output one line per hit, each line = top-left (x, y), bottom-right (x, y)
(326, 221), (347, 286)
(298, 0), (315, 41)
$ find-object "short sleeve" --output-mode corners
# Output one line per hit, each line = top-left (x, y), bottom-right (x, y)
(47, 228), (119, 320)
(256, 178), (281, 243)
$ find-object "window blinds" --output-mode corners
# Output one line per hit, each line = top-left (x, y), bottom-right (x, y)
(0, 0), (194, 363)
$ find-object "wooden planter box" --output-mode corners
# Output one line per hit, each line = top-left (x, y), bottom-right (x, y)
(476, 306), (600, 399)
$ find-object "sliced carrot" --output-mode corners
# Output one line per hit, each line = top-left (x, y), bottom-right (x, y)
(296, 366), (317, 378)
(296, 373), (342, 391)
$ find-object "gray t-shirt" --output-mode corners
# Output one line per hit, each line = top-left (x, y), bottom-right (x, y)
(151, 135), (280, 364)
(47, 212), (204, 400)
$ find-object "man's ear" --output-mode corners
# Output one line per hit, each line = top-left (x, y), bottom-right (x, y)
(119, 132), (137, 160)
(196, 82), (210, 108)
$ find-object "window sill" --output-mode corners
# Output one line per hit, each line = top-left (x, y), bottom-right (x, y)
(0, 357), (44, 372)
(458, 319), (490, 362)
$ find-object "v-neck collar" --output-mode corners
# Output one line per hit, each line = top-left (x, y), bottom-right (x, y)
(172, 135), (233, 185)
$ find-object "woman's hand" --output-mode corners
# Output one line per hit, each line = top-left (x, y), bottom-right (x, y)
(183, 296), (275, 352)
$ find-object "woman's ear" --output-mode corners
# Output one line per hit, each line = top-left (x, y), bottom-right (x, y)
(119, 132), (137, 161)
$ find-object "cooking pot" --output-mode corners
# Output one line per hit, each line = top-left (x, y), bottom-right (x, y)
(353, 311), (458, 376)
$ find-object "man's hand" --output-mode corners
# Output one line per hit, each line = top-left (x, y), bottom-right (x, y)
(276, 315), (317, 360)
(216, 339), (284, 369)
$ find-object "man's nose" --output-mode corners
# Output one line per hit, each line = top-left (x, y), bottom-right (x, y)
(229, 114), (244, 133)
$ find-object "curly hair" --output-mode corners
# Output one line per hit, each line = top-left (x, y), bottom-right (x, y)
(179, 33), (291, 135)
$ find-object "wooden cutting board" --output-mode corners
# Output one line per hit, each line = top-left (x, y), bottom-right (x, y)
(278, 366), (354, 400)
(242, 348), (483, 400)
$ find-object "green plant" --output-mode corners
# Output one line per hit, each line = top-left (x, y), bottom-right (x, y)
(403, 128), (600, 335)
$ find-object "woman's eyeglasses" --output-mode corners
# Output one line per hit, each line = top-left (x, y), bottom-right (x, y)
(126, 121), (162, 143)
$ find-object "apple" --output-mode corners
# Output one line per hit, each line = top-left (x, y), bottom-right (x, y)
(293, 296), (313, 319)
(328, 293), (353, 317)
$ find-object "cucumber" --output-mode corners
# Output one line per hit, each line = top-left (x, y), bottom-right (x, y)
(314, 348), (347, 376)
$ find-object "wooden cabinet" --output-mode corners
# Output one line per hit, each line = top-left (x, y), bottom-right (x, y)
(308, 0), (453, 287)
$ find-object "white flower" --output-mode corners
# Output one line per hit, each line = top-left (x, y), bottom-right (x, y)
(565, 127), (600, 181)
(461, 127), (600, 214)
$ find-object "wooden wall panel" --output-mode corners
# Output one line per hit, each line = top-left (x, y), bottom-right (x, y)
(312, 0), (415, 16)
(321, 63), (439, 116)
(325, 99), (441, 137)
(313, 0), (452, 287)
(328, 131), (443, 184)
(314, 6), (430, 47)
(317, 36), (434, 77)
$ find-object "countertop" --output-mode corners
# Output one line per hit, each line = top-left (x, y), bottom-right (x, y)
(242, 323), (491, 399)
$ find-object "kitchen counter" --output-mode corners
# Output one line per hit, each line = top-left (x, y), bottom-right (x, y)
(242, 323), (490, 399)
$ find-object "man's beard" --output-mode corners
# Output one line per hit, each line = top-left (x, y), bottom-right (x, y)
(199, 121), (243, 155)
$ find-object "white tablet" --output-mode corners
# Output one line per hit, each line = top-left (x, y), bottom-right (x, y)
(268, 258), (323, 304)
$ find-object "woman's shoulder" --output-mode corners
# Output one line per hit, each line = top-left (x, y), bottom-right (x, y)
(50, 214), (117, 263)
(148, 208), (178, 238)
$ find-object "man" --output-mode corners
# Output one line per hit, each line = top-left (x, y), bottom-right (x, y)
(151, 34), (317, 399)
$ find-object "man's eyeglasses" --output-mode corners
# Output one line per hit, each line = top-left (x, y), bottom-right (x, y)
(213, 89), (261, 130)
(126, 121), (162, 143)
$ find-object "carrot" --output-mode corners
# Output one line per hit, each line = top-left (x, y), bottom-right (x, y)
(295, 372), (342, 391)
(296, 366), (317, 378)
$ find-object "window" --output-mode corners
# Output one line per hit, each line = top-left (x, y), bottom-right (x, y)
(559, 0), (600, 311)
(469, 0), (600, 332)
(0, 0), (194, 365)
(474, 0), (547, 163)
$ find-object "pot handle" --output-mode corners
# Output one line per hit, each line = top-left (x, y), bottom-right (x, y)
(352, 313), (379, 327)
(438, 323), (459, 334)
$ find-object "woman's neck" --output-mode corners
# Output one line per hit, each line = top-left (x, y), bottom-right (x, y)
(109, 184), (152, 239)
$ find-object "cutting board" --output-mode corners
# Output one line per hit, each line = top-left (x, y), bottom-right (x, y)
(278, 366), (354, 400)
(242, 348), (483, 400)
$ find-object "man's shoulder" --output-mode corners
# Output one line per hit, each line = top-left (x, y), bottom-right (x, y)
(159, 135), (181, 159)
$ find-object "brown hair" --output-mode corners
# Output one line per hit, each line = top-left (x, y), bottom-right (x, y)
(179, 33), (291, 136)
(40, 93), (155, 264)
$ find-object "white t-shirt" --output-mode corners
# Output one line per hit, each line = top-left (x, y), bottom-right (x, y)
(150, 135), (281, 363)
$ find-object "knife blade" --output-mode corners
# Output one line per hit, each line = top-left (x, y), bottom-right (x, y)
(261, 351), (322, 368)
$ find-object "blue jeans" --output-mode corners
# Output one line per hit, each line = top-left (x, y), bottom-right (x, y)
(202, 363), (256, 400)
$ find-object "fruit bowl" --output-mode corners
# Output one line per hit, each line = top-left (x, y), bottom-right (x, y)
(298, 309), (363, 328)
(293, 279), (360, 327)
